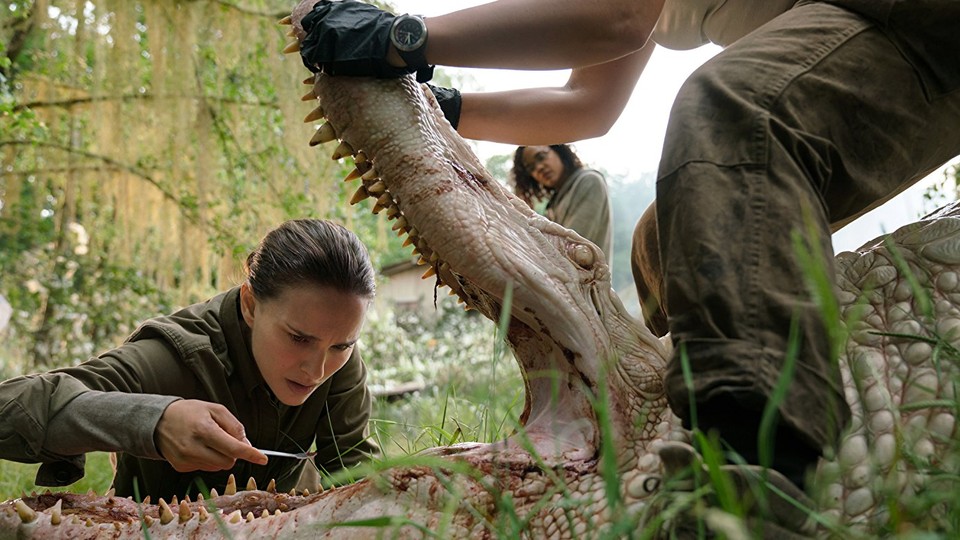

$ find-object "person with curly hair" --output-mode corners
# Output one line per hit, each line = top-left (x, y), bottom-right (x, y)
(511, 144), (612, 259)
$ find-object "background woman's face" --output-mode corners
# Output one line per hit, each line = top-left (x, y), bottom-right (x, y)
(241, 282), (367, 406)
(522, 146), (567, 189)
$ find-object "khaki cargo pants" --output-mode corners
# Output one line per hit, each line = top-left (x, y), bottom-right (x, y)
(632, 0), (960, 457)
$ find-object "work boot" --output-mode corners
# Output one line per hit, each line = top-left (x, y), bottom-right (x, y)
(649, 441), (818, 539)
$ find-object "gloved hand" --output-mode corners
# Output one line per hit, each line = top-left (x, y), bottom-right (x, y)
(426, 83), (462, 130)
(299, 0), (433, 82)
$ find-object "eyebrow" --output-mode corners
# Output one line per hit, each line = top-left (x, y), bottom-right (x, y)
(287, 325), (358, 348)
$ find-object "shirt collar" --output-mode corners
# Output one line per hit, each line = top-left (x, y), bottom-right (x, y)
(220, 286), (270, 399)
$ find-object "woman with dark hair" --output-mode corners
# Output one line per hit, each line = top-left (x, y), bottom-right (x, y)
(512, 144), (612, 258)
(0, 219), (378, 500)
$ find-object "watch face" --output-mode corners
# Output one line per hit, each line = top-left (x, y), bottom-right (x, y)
(393, 17), (426, 52)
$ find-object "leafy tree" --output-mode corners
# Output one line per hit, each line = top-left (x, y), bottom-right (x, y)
(0, 1), (399, 370)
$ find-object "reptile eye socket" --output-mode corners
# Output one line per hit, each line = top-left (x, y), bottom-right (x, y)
(569, 244), (595, 269)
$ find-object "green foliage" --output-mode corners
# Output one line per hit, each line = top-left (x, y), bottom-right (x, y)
(0, 451), (113, 500)
(922, 164), (960, 215)
(364, 301), (524, 454)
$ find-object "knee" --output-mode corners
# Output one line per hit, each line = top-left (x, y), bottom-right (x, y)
(632, 203), (669, 336)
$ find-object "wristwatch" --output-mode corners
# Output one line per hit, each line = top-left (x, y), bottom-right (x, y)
(390, 14), (429, 70)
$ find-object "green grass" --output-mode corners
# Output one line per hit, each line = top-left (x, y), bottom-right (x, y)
(0, 451), (113, 499)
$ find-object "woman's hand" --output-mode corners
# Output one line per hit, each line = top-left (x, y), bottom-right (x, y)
(155, 400), (267, 472)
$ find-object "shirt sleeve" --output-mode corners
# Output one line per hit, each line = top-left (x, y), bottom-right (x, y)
(0, 338), (186, 485)
(312, 347), (379, 475)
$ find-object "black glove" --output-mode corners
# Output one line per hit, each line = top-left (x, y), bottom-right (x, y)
(426, 83), (462, 130)
(300, 1), (433, 82)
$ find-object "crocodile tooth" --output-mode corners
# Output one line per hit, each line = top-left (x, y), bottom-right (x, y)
(422, 266), (436, 279)
(170, 495), (178, 507)
(417, 256), (428, 265)
(209, 488), (218, 499)
(349, 185), (370, 205)
(50, 499), (62, 525)
(283, 41), (300, 54)
(14, 500), (37, 523)
(105, 488), (115, 498)
(367, 180), (387, 196)
(85, 518), (94, 527)
(402, 236), (415, 248)
(309, 123), (336, 146)
(143, 496), (151, 505)
(332, 141), (355, 160)
(286, 29), (296, 38)
(408, 227), (420, 240)
(261, 509), (270, 518)
(302, 76), (315, 86)
(227, 510), (242, 524)
(303, 105), (325, 123)
(274, 509), (282, 516)
(225, 474), (237, 496)
(278, 15), (292, 25)
(392, 216), (408, 231)
(179, 501), (192, 523)
(360, 167), (378, 181)
(289, 488), (297, 496)
(344, 168), (363, 182)
(386, 205), (400, 219)
(430, 253), (440, 264)
(114, 522), (122, 531)
(267, 479), (277, 493)
(376, 193), (393, 207)
(300, 88), (317, 101)
(302, 488), (311, 496)
(158, 499), (174, 524)
(184, 494), (191, 503)
(245, 511), (255, 522)
(198, 505), (210, 522)
(196, 492), (203, 502)
(69, 515), (80, 525)
(143, 515), (155, 527)
(246, 477), (257, 491)
(371, 201), (387, 214)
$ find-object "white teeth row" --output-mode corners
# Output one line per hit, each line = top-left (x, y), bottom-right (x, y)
(13, 474), (319, 526)
(285, 37), (473, 309)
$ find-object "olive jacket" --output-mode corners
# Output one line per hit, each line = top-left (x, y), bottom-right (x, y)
(545, 167), (612, 260)
(0, 286), (377, 499)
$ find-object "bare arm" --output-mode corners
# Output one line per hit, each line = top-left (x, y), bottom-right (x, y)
(455, 45), (655, 144)
(421, 0), (663, 70)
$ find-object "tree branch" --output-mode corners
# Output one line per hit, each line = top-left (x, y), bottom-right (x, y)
(13, 92), (279, 112)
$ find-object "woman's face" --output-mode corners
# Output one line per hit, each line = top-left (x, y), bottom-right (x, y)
(522, 146), (567, 189)
(240, 282), (368, 406)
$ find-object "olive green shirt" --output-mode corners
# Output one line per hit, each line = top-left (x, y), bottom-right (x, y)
(546, 168), (613, 260)
(0, 286), (377, 499)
